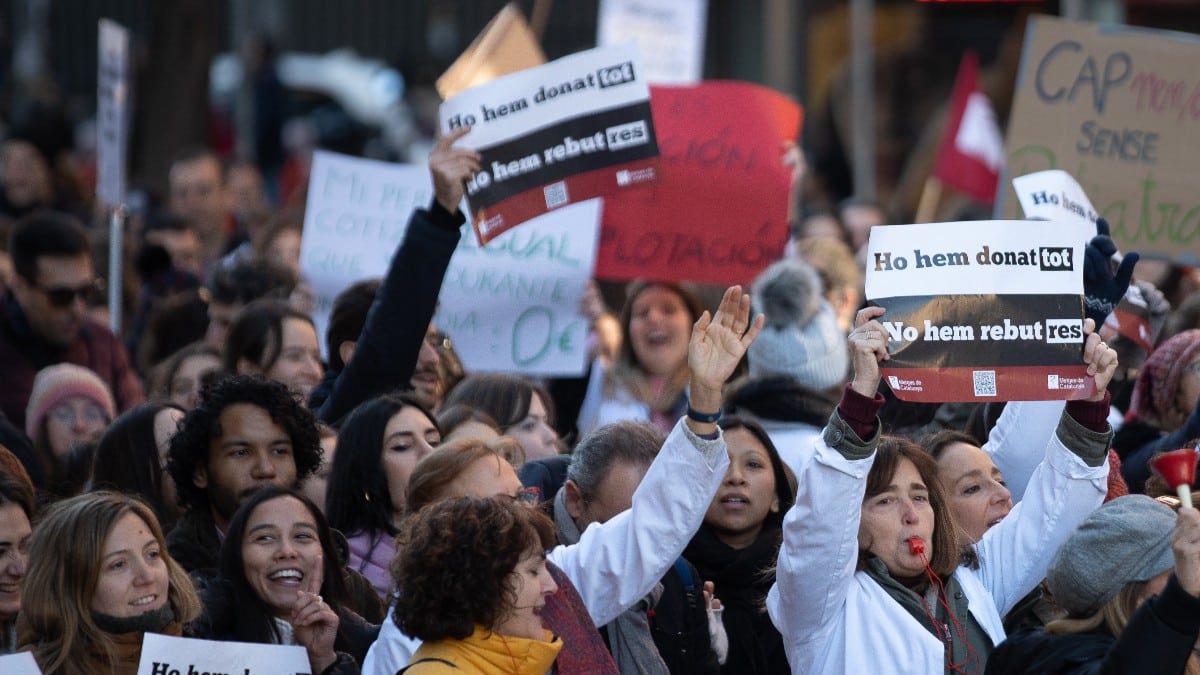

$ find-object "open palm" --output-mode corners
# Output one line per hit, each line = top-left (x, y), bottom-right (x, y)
(689, 285), (764, 393)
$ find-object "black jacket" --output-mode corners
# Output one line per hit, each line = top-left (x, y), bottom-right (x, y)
(650, 557), (721, 675)
(309, 202), (462, 426)
(987, 575), (1200, 674)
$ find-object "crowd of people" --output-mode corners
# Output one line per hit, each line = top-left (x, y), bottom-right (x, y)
(1, 66), (1200, 675)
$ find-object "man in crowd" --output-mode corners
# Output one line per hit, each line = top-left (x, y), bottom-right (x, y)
(0, 211), (143, 430)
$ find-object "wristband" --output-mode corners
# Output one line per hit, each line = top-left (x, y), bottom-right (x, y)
(686, 404), (722, 424)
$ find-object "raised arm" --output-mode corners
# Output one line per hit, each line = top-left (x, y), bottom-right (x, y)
(767, 307), (886, 673)
(315, 129), (480, 425)
(975, 319), (1114, 614)
(550, 286), (761, 626)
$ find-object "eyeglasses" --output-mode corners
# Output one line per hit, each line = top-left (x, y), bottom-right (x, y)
(37, 279), (104, 308)
(48, 402), (110, 426)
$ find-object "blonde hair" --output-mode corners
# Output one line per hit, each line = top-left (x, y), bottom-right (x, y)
(1047, 581), (1200, 675)
(17, 491), (200, 675)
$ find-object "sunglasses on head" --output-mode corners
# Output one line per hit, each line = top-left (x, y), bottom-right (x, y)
(38, 279), (104, 308)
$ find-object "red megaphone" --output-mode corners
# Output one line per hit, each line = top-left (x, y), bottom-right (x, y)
(1150, 448), (1199, 508)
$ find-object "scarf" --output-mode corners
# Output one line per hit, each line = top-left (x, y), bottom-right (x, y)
(684, 524), (788, 675)
(554, 488), (669, 675)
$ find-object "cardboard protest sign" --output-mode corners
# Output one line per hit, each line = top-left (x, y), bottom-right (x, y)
(137, 633), (311, 674)
(866, 220), (1094, 402)
(96, 19), (130, 206)
(299, 150), (597, 376)
(436, 3), (546, 100)
(437, 198), (601, 377)
(1001, 15), (1200, 263)
(597, 0), (707, 84)
(0, 652), (41, 675)
(1013, 169), (1101, 231)
(439, 43), (659, 244)
(596, 81), (802, 286)
(300, 150), (432, 358)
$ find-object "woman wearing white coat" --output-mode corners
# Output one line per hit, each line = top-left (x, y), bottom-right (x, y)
(767, 307), (1117, 674)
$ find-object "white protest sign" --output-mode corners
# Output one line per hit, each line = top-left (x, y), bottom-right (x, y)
(0, 652), (41, 675)
(440, 43), (659, 244)
(866, 220), (1094, 402)
(1012, 169), (1100, 231)
(298, 150), (597, 375)
(438, 198), (601, 377)
(137, 633), (311, 675)
(300, 150), (432, 358)
(597, 0), (707, 84)
(96, 19), (130, 206)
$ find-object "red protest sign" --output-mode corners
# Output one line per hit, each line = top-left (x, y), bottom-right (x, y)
(595, 82), (802, 286)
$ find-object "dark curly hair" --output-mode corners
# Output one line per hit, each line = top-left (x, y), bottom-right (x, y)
(392, 496), (555, 641)
(166, 375), (322, 513)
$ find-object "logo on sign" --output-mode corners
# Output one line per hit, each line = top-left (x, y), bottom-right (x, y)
(1048, 374), (1059, 390)
(1038, 247), (1073, 271)
(1045, 318), (1083, 343)
(597, 62), (636, 88)
(606, 121), (648, 150)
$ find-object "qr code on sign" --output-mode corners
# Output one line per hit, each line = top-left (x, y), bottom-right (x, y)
(544, 181), (569, 209)
(973, 370), (997, 397)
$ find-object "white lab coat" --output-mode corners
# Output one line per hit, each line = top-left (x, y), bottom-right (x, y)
(364, 417), (729, 674)
(766, 411), (1109, 674)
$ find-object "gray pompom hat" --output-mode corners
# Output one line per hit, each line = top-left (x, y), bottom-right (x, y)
(747, 259), (849, 390)
(1046, 494), (1176, 617)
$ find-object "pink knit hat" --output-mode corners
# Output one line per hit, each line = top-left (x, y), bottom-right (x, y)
(1129, 329), (1200, 427)
(25, 364), (116, 437)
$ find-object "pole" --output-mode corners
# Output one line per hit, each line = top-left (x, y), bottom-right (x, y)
(108, 207), (124, 336)
(850, 0), (875, 201)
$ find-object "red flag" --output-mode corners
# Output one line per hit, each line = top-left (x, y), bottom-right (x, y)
(933, 51), (1003, 204)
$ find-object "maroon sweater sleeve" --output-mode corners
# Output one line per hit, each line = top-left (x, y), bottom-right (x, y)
(837, 383), (886, 441)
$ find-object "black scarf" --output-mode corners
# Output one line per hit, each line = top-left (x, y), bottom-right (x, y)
(684, 524), (790, 675)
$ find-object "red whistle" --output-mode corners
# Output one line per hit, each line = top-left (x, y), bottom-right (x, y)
(907, 537), (924, 555)
(1150, 449), (1198, 509)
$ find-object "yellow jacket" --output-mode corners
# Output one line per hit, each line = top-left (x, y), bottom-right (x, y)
(404, 625), (562, 674)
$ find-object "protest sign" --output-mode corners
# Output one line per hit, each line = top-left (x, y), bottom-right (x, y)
(597, 0), (707, 84)
(300, 150), (432, 357)
(436, 3), (545, 100)
(137, 633), (311, 675)
(0, 652), (41, 675)
(1001, 15), (1200, 262)
(595, 81), (801, 286)
(96, 18), (130, 206)
(437, 198), (601, 377)
(299, 150), (596, 375)
(439, 43), (659, 244)
(1012, 169), (1100, 231)
(865, 220), (1094, 402)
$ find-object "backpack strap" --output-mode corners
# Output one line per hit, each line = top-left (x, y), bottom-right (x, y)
(672, 556), (695, 593)
(397, 657), (458, 674)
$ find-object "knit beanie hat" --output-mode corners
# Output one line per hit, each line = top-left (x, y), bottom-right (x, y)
(748, 259), (849, 391)
(1129, 329), (1200, 426)
(25, 364), (116, 437)
(1046, 494), (1176, 617)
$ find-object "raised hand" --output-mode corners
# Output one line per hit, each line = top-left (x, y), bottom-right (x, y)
(847, 306), (890, 398)
(430, 126), (482, 213)
(688, 285), (764, 403)
(1081, 317), (1119, 401)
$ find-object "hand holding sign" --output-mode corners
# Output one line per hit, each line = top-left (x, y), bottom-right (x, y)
(433, 126), (482, 213)
(1081, 318), (1119, 402)
(292, 553), (338, 673)
(849, 306), (890, 399)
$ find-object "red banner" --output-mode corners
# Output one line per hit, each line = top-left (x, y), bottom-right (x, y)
(595, 81), (802, 286)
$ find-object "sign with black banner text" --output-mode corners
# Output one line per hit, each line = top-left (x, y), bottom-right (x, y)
(137, 633), (311, 675)
(439, 43), (659, 244)
(866, 220), (1094, 402)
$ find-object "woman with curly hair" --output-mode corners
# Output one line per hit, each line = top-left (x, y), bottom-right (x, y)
(393, 496), (560, 673)
(16, 491), (201, 675)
